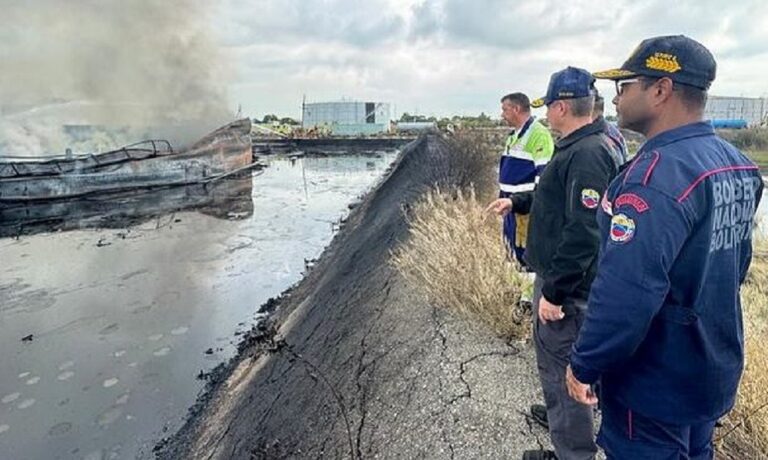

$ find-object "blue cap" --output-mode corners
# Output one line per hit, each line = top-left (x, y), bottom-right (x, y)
(593, 35), (716, 89)
(531, 67), (596, 108)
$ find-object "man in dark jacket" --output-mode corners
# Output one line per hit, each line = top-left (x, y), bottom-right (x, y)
(487, 67), (621, 460)
(592, 93), (628, 164)
(566, 35), (764, 459)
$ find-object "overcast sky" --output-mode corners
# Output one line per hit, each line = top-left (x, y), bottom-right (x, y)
(215, 0), (768, 120)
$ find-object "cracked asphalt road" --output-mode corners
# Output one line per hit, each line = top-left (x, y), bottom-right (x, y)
(157, 135), (554, 459)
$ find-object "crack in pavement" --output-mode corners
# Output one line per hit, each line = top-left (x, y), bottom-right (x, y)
(449, 348), (521, 405)
(317, 409), (342, 460)
(354, 276), (392, 459)
(519, 409), (547, 452)
(205, 367), (285, 460)
(440, 421), (457, 460)
(431, 306), (449, 358)
(430, 305), (451, 400)
(280, 341), (359, 460)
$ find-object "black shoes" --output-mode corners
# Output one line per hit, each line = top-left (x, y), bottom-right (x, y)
(522, 449), (557, 460)
(523, 406), (555, 459)
(530, 404), (549, 430)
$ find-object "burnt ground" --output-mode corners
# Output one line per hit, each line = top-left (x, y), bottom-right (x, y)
(155, 134), (550, 459)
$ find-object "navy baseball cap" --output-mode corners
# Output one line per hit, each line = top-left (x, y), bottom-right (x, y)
(531, 67), (596, 108)
(593, 35), (716, 89)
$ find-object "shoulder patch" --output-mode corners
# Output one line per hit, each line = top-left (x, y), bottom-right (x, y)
(614, 193), (649, 213)
(610, 213), (636, 243)
(581, 189), (600, 209)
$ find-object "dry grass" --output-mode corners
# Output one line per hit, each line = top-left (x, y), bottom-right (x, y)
(717, 237), (768, 458)
(745, 150), (768, 173)
(395, 129), (768, 456)
(440, 128), (506, 198)
(391, 187), (529, 340)
(391, 129), (530, 340)
(719, 128), (768, 152)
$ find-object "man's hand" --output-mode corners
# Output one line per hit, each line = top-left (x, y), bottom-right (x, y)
(566, 365), (598, 405)
(485, 198), (513, 216)
(538, 296), (564, 324)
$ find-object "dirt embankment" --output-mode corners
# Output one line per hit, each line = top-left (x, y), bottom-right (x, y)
(156, 134), (547, 459)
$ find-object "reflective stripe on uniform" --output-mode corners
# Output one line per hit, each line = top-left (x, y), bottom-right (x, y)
(499, 182), (536, 193)
(502, 147), (535, 161)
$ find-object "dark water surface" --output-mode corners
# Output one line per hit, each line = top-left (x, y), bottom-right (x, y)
(0, 152), (398, 460)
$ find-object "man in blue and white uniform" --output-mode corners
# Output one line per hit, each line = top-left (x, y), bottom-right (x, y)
(567, 35), (764, 460)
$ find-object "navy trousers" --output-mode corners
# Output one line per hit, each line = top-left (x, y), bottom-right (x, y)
(503, 212), (526, 265)
(598, 391), (716, 460)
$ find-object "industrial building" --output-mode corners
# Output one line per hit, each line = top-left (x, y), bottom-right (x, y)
(302, 100), (392, 136)
(705, 96), (768, 127)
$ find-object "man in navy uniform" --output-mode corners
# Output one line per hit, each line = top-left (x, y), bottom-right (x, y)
(566, 35), (764, 459)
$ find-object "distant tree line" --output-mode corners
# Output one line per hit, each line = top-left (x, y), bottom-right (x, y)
(398, 112), (498, 129)
(255, 114), (300, 125)
(253, 112), (617, 130)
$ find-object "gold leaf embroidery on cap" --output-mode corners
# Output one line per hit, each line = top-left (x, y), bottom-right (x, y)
(645, 53), (682, 73)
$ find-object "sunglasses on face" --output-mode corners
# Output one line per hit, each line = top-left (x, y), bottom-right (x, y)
(615, 78), (641, 96)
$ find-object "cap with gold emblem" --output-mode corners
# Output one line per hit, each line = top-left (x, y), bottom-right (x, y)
(593, 35), (716, 89)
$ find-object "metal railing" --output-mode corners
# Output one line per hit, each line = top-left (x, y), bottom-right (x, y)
(0, 139), (175, 179)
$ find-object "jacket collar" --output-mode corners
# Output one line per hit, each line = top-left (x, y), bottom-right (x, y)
(518, 116), (535, 138)
(556, 117), (607, 149)
(637, 121), (714, 154)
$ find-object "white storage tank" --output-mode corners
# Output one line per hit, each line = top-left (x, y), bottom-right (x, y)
(704, 96), (767, 127)
(302, 101), (392, 135)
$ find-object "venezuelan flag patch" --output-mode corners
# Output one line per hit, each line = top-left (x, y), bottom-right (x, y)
(581, 188), (600, 209)
(610, 213), (636, 243)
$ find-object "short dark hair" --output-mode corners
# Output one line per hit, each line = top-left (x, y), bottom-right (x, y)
(593, 93), (605, 116)
(640, 77), (707, 111)
(501, 93), (531, 112)
(565, 95), (594, 117)
(675, 84), (708, 110)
